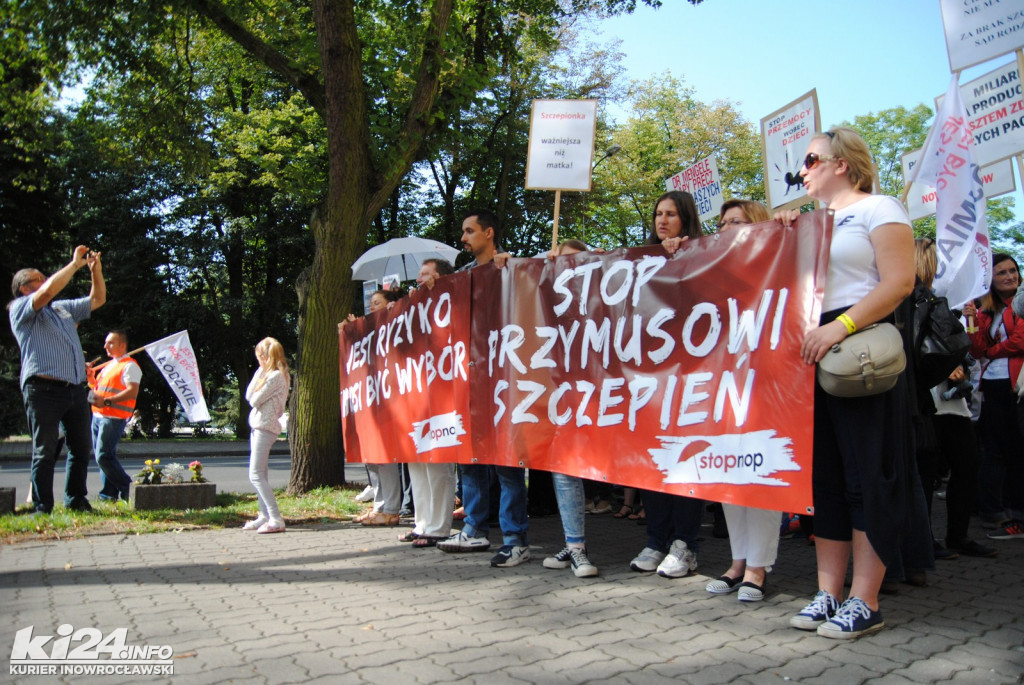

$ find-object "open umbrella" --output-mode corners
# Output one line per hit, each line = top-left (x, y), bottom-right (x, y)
(350, 236), (460, 282)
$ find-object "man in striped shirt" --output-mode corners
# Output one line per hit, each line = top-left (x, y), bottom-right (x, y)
(8, 246), (106, 514)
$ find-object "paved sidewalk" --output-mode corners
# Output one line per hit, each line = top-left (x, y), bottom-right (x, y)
(3, 504), (1023, 684)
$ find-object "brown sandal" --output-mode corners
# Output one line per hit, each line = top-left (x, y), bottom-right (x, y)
(613, 504), (634, 519)
(361, 512), (400, 526)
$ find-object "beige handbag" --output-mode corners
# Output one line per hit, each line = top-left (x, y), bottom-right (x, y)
(817, 323), (906, 397)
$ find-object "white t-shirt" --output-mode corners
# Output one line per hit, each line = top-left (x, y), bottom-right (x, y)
(823, 194), (911, 312)
(114, 356), (143, 386)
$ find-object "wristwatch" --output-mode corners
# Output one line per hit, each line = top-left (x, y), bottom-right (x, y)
(103, 399), (111, 407)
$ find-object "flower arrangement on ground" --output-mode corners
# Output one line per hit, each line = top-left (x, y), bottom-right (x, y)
(189, 461), (207, 483)
(135, 459), (163, 485)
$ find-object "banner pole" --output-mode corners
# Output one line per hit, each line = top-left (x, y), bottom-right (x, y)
(551, 190), (562, 253)
(90, 345), (149, 371)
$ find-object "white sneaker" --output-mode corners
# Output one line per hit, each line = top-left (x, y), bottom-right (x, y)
(242, 517), (268, 531)
(257, 520), (286, 534)
(656, 540), (697, 578)
(354, 485), (375, 502)
(629, 546), (666, 572)
(437, 530), (491, 553)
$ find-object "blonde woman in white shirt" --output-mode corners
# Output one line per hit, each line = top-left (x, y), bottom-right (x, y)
(243, 337), (290, 534)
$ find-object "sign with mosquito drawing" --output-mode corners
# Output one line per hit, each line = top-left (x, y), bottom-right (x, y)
(760, 89), (820, 211)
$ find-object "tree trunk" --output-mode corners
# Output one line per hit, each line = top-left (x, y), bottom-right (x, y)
(288, 0), (372, 494)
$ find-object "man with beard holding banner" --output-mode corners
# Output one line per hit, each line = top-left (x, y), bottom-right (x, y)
(437, 210), (531, 567)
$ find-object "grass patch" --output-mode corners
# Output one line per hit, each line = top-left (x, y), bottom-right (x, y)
(0, 487), (366, 544)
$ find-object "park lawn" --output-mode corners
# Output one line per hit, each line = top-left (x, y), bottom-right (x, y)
(0, 487), (366, 544)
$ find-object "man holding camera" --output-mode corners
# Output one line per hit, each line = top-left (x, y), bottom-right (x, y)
(9, 246), (106, 514)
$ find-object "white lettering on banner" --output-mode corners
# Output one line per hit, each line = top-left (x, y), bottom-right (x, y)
(408, 411), (467, 453)
(648, 430), (798, 486)
(340, 292), (468, 416)
(488, 287), (791, 432)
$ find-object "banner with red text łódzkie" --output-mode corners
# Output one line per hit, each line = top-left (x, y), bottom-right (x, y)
(469, 211), (831, 514)
(339, 272), (473, 465)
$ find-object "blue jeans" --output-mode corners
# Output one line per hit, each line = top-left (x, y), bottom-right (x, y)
(552, 472), (586, 545)
(643, 490), (703, 553)
(91, 415), (132, 501)
(460, 464), (528, 546)
(23, 380), (93, 512)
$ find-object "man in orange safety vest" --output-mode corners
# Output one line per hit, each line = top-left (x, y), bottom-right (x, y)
(88, 330), (141, 502)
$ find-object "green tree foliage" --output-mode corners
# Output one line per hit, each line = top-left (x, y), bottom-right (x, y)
(8, 0), (682, 490)
(587, 73), (763, 245)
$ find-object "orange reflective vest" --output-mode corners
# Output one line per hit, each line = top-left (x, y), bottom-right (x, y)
(91, 356), (139, 420)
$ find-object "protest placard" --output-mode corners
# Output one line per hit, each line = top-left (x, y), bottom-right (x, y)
(665, 155), (724, 223)
(525, 100), (598, 191)
(940, 0), (1024, 72)
(760, 90), (820, 211)
(938, 60), (1024, 166)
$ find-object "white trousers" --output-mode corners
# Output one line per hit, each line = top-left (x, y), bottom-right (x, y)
(407, 462), (456, 537)
(722, 503), (781, 570)
(367, 462), (402, 515)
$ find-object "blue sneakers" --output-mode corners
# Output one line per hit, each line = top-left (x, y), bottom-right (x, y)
(817, 597), (885, 639)
(789, 590), (840, 630)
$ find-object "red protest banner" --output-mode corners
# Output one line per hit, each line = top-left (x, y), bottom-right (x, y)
(339, 272), (473, 465)
(340, 210), (832, 513)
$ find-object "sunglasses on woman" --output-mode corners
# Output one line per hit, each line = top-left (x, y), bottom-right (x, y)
(803, 152), (839, 170)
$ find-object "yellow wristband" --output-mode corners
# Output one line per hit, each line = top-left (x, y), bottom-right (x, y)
(837, 313), (857, 335)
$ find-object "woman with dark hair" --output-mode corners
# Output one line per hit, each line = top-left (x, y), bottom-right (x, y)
(777, 126), (916, 639)
(647, 190), (703, 250)
(629, 190), (706, 580)
(963, 253), (1024, 540)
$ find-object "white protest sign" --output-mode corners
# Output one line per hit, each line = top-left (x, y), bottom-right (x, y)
(525, 99), (598, 191)
(760, 89), (820, 211)
(902, 148), (1015, 221)
(144, 330), (211, 423)
(664, 156), (724, 223)
(937, 60), (1024, 166)
(940, 0), (1024, 72)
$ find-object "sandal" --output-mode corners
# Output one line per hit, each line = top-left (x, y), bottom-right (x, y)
(706, 575), (742, 595)
(412, 536), (444, 548)
(613, 504), (634, 519)
(398, 531), (421, 542)
(361, 511), (400, 526)
(452, 506), (466, 521)
(630, 507), (646, 523)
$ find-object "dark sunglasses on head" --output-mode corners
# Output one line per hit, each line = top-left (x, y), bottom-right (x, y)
(803, 152), (839, 170)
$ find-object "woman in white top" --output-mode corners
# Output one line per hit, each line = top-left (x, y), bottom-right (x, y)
(777, 127), (915, 639)
(243, 337), (290, 533)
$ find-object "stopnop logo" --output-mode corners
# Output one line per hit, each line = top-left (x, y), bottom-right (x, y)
(648, 430), (797, 485)
(409, 411), (467, 453)
(9, 625), (173, 676)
